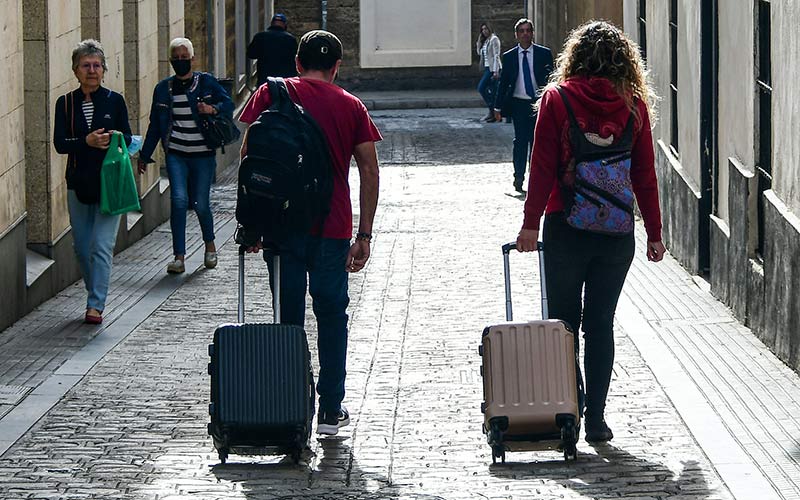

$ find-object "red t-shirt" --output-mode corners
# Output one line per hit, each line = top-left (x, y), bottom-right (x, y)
(239, 78), (382, 239)
(523, 77), (663, 242)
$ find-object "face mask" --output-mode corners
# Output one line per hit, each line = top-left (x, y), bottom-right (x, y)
(170, 59), (192, 77)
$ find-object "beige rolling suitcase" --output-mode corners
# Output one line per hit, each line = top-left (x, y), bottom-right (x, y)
(479, 242), (583, 463)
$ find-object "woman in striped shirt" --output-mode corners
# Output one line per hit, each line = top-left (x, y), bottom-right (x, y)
(138, 38), (235, 274)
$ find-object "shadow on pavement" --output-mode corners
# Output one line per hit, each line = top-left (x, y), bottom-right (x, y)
(488, 442), (717, 499)
(211, 438), (445, 500)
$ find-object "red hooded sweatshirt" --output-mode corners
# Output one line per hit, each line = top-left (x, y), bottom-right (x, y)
(522, 76), (662, 242)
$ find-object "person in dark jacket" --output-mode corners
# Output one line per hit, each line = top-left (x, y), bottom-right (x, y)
(53, 39), (133, 325)
(137, 37), (234, 275)
(517, 21), (666, 443)
(246, 13), (298, 86)
(493, 18), (554, 192)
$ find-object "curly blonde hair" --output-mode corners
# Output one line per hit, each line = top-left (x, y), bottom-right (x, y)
(547, 21), (658, 124)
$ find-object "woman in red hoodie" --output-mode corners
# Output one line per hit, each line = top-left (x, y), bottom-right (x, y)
(516, 21), (666, 443)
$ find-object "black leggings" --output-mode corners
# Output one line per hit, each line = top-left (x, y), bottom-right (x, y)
(542, 213), (635, 421)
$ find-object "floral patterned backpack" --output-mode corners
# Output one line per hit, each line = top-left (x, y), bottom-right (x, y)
(556, 86), (635, 236)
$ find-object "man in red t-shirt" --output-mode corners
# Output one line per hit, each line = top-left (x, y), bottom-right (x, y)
(239, 30), (382, 436)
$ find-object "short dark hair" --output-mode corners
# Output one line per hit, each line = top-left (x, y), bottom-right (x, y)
(515, 18), (533, 33)
(297, 30), (343, 71)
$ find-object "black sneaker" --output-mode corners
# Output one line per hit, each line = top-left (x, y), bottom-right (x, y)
(513, 179), (524, 192)
(585, 419), (614, 443)
(316, 406), (350, 436)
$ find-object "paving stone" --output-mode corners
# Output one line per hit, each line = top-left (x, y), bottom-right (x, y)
(0, 108), (749, 499)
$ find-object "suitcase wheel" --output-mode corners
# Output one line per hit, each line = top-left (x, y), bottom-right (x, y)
(487, 421), (506, 465)
(491, 445), (505, 464)
(560, 420), (578, 461)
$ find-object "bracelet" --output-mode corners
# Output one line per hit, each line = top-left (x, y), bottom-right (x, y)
(355, 232), (372, 242)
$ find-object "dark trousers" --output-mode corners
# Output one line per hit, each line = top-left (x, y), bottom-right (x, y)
(542, 213), (635, 421)
(265, 235), (351, 414)
(510, 97), (536, 182)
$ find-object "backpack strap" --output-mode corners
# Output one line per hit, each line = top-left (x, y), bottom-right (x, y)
(267, 77), (291, 111)
(555, 85), (582, 133)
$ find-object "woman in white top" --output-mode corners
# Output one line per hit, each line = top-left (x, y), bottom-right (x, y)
(476, 23), (502, 122)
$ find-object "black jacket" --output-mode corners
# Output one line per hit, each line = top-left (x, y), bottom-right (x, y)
(494, 44), (554, 117)
(54, 87), (132, 204)
(247, 26), (298, 85)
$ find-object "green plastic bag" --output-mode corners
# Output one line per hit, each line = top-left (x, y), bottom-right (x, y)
(100, 132), (141, 215)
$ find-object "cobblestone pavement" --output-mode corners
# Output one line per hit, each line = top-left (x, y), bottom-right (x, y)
(0, 108), (783, 499)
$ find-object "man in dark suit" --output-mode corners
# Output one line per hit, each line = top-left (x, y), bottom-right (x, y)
(493, 18), (554, 192)
(246, 13), (298, 86)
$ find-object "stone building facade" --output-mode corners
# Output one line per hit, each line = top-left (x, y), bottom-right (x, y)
(622, 0), (800, 371)
(0, 0), (272, 330)
(275, 0), (527, 91)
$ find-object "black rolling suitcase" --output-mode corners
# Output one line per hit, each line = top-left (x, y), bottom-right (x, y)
(208, 245), (314, 464)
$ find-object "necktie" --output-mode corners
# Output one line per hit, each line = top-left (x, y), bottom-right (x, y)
(521, 50), (535, 98)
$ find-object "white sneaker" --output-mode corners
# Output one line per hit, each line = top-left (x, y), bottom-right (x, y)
(166, 259), (185, 274)
(204, 251), (218, 269)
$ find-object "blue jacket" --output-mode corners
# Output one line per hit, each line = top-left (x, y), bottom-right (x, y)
(54, 86), (132, 204)
(139, 72), (234, 163)
(494, 43), (554, 117)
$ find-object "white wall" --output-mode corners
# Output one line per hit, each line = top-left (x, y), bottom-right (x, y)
(716, 0), (755, 222)
(772, 1), (800, 212)
(360, 0), (471, 68)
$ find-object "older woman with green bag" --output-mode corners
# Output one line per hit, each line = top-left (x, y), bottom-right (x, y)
(53, 39), (133, 325)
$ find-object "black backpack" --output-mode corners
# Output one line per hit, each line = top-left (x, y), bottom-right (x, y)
(235, 77), (333, 245)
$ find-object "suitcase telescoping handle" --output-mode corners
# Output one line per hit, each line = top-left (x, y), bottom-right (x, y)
(237, 245), (281, 324)
(501, 242), (547, 321)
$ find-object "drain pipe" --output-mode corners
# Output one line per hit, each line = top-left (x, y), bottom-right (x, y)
(321, 0), (327, 30)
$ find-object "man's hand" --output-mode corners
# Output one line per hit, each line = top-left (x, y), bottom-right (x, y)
(346, 240), (370, 273)
(492, 71), (500, 80)
(245, 240), (263, 254)
(137, 159), (148, 174)
(493, 110), (502, 122)
(647, 241), (666, 262)
(516, 229), (539, 252)
(86, 128), (110, 149)
(197, 102), (216, 115)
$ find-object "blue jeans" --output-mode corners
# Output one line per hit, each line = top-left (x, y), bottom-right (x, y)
(264, 235), (351, 414)
(511, 97), (537, 182)
(477, 68), (498, 111)
(67, 190), (121, 311)
(165, 153), (216, 256)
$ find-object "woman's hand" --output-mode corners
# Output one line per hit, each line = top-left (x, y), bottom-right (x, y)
(197, 102), (217, 115)
(647, 241), (666, 262)
(517, 229), (539, 252)
(86, 128), (110, 149)
(137, 159), (148, 174)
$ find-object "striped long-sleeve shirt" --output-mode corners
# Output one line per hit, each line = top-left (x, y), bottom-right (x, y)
(168, 78), (213, 157)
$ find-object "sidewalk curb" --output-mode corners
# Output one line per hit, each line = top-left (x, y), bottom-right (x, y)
(0, 216), (238, 457)
(617, 296), (782, 500)
(361, 97), (485, 111)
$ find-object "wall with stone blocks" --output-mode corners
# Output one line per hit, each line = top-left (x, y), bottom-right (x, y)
(0, 0), (27, 327)
(0, 0), (26, 238)
(159, 0), (186, 78)
(23, 0), (83, 245)
(125, 0), (161, 192)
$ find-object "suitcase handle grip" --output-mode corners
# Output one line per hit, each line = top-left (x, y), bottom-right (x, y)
(502, 241), (548, 321)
